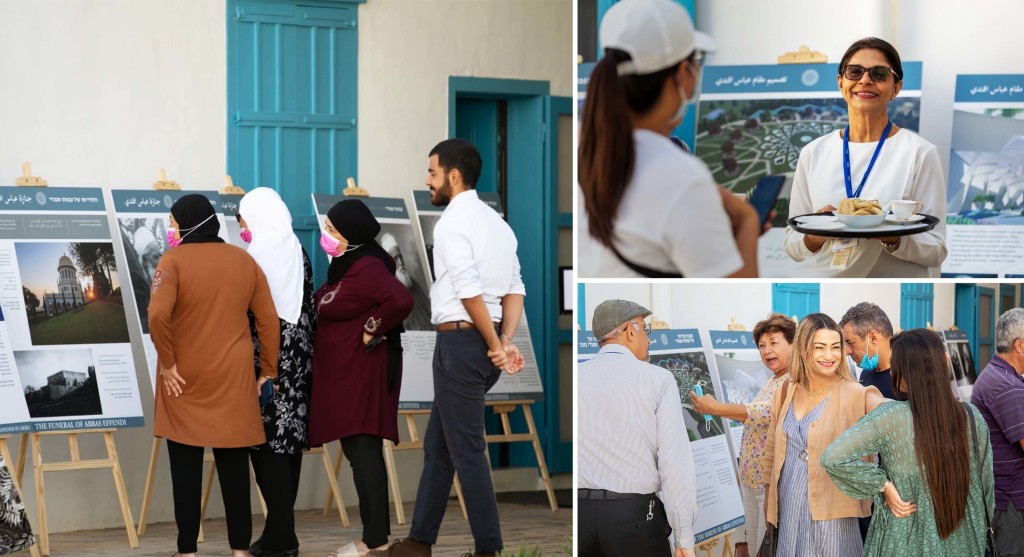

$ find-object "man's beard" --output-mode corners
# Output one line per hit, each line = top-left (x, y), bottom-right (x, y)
(430, 175), (454, 206)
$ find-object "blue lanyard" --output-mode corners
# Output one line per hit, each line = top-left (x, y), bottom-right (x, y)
(843, 120), (893, 199)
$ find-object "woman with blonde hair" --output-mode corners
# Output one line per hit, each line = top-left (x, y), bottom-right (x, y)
(762, 313), (886, 556)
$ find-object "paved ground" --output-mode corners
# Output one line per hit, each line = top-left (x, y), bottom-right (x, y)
(40, 493), (573, 557)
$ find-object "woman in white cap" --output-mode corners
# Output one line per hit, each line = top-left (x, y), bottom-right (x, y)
(784, 37), (947, 277)
(578, 0), (761, 278)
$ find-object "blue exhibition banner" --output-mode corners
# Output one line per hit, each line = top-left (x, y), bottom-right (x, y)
(709, 330), (757, 350)
(954, 74), (1024, 103)
(702, 62), (923, 95)
(312, 193), (409, 220)
(0, 186), (105, 212)
(110, 189), (220, 214)
(648, 328), (702, 351)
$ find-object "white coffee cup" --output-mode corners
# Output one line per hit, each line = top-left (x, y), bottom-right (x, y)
(890, 200), (923, 219)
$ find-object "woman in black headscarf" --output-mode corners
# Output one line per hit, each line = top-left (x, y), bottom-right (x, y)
(150, 194), (281, 557)
(308, 199), (414, 557)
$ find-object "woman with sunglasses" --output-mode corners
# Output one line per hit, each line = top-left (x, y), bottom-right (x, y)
(784, 37), (947, 277)
(578, 0), (761, 279)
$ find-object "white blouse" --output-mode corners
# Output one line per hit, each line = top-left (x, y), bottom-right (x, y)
(784, 129), (947, 277)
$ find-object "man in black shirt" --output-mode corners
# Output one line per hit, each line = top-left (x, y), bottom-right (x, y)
(839, 301), (896, 542)
(839, 302), (895, 400)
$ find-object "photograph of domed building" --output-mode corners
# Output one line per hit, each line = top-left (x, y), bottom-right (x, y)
(41, 254), (87, 317)
(15, 241), (130, 346)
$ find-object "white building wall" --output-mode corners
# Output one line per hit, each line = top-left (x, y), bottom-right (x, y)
(0, 0), (571, 534)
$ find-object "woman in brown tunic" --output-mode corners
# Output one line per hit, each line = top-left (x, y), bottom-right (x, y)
(149, 194), (280, 557)
(309, 199), (413, 556)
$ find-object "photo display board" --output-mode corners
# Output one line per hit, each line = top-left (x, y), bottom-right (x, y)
(942, 329), (978, 401)
(648, 329), (745, 543)
(696, 62), (923, 277)
(944, 74), (1024, 277)
(110, 189), (228, 389)
(312, 193), (544, 409)
(0, 187), (144, 433)
(709, 330), (770, 456)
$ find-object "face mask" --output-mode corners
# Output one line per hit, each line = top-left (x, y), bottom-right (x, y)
(167, 214), (215, 248)
(320, 233), (343, 257)
(672, 61), (702, 123)
(859, 338), (879, 371)
(240, 228), (252, 243)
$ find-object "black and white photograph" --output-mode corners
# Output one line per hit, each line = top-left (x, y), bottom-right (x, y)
(116, 217), (169, 334)
(378, 223), (432, 331)
(15, 348), (103, 419)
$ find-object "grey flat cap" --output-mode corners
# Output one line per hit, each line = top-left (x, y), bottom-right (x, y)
(593, 299), (652, 340)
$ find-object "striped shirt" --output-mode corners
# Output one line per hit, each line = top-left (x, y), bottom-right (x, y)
(971, 354), (1024, 511)
(578, 344), (698, 549)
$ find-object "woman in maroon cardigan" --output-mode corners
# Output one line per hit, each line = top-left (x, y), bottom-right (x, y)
(309, 199), (414, 557)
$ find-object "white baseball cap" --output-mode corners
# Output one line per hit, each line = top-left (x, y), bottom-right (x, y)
(600, 0), (717, 76)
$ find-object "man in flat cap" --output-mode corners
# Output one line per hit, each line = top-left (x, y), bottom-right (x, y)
(578, 299), (698, 557)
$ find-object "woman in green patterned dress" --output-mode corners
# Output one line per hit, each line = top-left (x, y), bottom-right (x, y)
(821, 329), (994, 556)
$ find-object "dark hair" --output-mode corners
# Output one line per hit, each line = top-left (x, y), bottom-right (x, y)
(579, 48), (681, 247)
(839, 37), (903, 82)
(429, 138), (482, 188)
(838, 302), (894, 339)
(890, 329), (970, 539)
(753, 312), (796, 345)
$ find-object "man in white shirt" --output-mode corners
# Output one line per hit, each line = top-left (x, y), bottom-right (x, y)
(579, 299), (698, 557)
(373, 139), (525, 557)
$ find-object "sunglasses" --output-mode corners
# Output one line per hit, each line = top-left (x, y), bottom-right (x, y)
(841, 64), (899, 82)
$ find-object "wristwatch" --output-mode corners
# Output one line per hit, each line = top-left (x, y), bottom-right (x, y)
(881, 238), (901, 253)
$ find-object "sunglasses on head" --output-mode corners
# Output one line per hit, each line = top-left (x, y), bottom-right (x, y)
(841, 64), (899, 82)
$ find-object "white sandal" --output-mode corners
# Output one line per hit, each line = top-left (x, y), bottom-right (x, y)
(328, 542), (364, 557)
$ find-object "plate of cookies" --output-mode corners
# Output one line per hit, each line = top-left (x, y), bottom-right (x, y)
(834, 199), (885, 228)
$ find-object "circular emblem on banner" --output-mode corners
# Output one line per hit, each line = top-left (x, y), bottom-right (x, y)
(36, 192), (46, 205)
(660, 333), (669, 346)
(163, 195), (173, 209)
(802, 69), (819, 86)
(741, 335), (748, 346)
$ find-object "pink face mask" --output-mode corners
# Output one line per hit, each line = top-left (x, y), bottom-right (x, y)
(240, 228), (253, 243)
(166, 229), (181, 248)
(320, 232), (344, 257)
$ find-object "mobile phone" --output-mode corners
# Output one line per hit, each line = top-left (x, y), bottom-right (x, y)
(748, 175), (786, 229)
(258, 379), (274, 409)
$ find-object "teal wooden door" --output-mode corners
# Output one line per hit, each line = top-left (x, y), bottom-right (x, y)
(772, 283), (820, 321)
(227, 0), (362, 286)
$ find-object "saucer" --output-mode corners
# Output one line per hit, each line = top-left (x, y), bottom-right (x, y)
(885, 214), (925, 223)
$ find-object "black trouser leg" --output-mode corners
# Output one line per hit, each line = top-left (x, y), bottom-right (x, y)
(578, 495), (672, 557)
(341, 434), (391, 548)
(167, 440), (204, 554)
(212, 446), (254, 551)
(251, 449), (300, 551)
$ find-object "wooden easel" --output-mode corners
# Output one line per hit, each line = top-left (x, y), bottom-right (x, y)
(697, 531), (738, 557)
(322, 399), (559, 525)
(29, 429), (137, 555)
(220, 175), (246, 195)
(15, 162), (47, 186)
(0, 435), (41, 557)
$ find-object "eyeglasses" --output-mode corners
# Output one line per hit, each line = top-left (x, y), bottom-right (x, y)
(841, 64), (899, 82)
(692, 50), (706, 68)
(622, 320), (653, 336)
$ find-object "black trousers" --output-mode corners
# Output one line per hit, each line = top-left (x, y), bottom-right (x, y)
(250, 449), (303, 551)
(409, 329), (504, 554)
(579, 492), (672, 557)
(166, 440), (252, 553)
(341, 434), (391, 548)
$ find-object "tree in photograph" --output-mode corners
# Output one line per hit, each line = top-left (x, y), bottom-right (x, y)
(69, 243), (117, 298)
(22, 286), (40, 316)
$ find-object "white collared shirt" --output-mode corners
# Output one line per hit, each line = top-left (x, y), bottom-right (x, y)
(579, 344), (699, 549)
(429, 190), (525, 325)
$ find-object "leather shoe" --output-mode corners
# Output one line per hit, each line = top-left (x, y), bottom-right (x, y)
(460, 553), (496, 557)
(367, 538), (431, 557)
(249, 539), (299, 557)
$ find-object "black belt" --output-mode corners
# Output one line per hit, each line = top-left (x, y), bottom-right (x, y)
(578, 489), (653, 500)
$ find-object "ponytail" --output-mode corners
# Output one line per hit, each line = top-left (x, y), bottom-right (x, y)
(579, 49), (680, 248)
